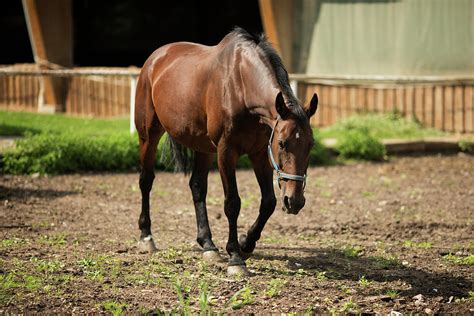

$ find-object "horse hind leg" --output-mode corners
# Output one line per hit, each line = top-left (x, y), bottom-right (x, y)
(189, 152), (223, 263)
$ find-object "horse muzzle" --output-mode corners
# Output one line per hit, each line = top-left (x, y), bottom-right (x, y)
(282, 195), (305, 215)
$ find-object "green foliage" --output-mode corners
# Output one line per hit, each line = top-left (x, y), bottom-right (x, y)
(100, 300), (128, 316)
(403, 240), (433, 249)
(3, 133), (140, 174)
(320, 112), (444, 140)
(265, 278), (286, 298)
(336, 128), (386, 161)
(358, 275), (371, 287)
(443, 253), (474, 265)
(342, 245), (363, 258)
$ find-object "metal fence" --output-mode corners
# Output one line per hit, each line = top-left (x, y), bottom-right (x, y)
(1, 64), (473, 133)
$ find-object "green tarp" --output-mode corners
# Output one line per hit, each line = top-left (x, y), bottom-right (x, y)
(293, 0), (474, 76)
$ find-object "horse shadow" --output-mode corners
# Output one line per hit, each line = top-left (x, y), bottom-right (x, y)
(0, 185), (77, 201)
(251, 245), (472, 299)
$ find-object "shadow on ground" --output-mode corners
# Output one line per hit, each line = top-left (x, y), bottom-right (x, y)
(253, 246), (472, 299)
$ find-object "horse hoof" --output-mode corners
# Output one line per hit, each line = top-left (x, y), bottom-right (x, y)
(202, 250), (224, 263)
(227, 265), (253, 277)
(240, 250), (253, 260)
(138, 236), (158, 253)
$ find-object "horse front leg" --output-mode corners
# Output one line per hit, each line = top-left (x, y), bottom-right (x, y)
(189, 152), (222, 263)
(217, 144), (250, 276)
(239, 149), (277, 259)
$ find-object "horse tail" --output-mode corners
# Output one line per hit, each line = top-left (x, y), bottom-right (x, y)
(160, 135), (194, 174)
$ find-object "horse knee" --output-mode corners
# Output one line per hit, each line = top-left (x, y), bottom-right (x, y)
(139, 171), (155, 193)
(189, 175), (205, 202)
(262, 195), (277, 212)
(224, 196), (241, 218)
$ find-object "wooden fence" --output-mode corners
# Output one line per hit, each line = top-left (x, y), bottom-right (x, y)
(0, 64), (139, 117)
(296, 75), (474, 133)
(1, 64), (473, 133)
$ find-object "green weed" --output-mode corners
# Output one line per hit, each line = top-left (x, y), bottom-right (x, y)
(342, 245), (363, 258)
(403, 240), (432, 249)
(358, 275), (371, 287)
(100, 300), (128, 316)
(443, 253), (474, 265)
(265, 278), (286, 298)
(385, 289), (400, 299)
(228, 286), (254, 310)
(39, 233), (67, 247)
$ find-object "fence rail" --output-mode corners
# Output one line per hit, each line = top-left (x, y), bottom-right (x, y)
(1, 64), (473, 133)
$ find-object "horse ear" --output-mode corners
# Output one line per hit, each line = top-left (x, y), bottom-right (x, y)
(275, 91), (290, 119)
(306, 93), (318, 118)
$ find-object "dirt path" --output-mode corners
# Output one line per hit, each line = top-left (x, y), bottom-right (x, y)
(1, 154), (473, 314)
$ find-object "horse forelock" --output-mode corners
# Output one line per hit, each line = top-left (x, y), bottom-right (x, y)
(229, 27), (308, 123)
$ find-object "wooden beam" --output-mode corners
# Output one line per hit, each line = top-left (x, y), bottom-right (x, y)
(259, 0), (282, 54)
(22, 0), (73, 112)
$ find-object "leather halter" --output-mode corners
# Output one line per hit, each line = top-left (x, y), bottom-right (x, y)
(267, 116), (307, 189)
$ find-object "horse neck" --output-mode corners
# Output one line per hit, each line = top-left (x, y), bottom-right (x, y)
(238, 49), (280, 127)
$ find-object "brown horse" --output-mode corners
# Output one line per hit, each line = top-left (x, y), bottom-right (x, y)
(134, 27), (318, 275)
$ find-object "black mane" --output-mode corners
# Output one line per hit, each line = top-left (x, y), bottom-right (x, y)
(231, 27), (307, 122)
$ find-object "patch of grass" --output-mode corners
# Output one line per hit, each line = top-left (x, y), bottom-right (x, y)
(403, 240), (433, 249)
(342, 245), (363, 258)
(100, 300), (128, 316)
(443, 253), (474, 265)
(1, 238), (25, 248)
(319, 112), (445, 140)
(340, 299), (358, 312)
(316, 271), (328, 282)
(0, 110), (128, 136)
(39, 233), (67, 247)
(368, 255), (402, 269)
(229, 286), (254, 310)
(32, 258), (65, 273)
(265, 278), (286, 298)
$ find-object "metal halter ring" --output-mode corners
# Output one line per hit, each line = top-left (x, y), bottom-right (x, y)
(267, 116), (307, 189)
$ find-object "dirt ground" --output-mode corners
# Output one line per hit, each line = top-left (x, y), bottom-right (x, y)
(1, 154), (473, 314)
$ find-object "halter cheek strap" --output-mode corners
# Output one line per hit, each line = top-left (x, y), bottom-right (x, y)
(267, 116), (307, 189)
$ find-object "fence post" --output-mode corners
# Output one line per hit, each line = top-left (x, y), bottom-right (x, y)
(129, 76), (137, 134)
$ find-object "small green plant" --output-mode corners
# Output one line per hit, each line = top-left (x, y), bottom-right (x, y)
(39, 233), (67, 247)
(443, 253), (474, 265)
(198, 281), (212, 315)
(33, 258), (65, 273)
(342, 245), (363, 258)
(316, 271), (328, 282)
(458, 140), (473, 153)
(358, 275), (371, 287)
(1, 238), (25, 248)
(385, 289), (400, 299)
(100, 300), (128, 316)
(265, 278), (286, 298)
(174, 278), (191, 315)
(341, 299), (358, 312)
(228, 286), (254, 310)
(403, 240), (432, 249)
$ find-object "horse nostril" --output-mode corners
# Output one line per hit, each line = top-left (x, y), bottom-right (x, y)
(283, 196), (290, 210)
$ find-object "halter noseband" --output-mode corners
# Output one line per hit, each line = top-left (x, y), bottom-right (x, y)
(267, 116), (307, 189)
